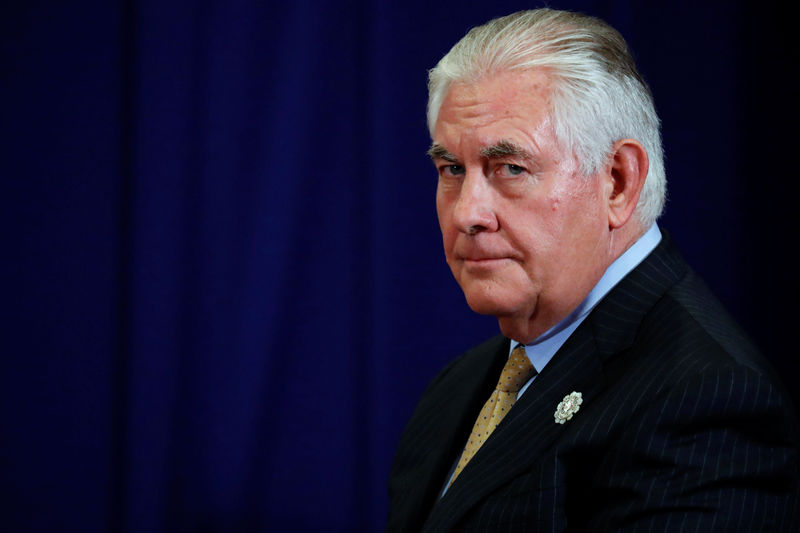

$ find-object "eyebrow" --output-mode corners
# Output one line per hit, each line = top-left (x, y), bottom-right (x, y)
(427, 143), (459, 162)
(427, 140), (533, 162)
(480, 140), (532, 160)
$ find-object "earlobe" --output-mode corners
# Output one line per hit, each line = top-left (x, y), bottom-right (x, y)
(606, 139), (648, 229)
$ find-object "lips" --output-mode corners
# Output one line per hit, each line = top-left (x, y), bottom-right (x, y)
(457, 247), (517, 262)
(456, 246), (517, 263)
(462, 256), (508, 262)
(460, 254), (514, 270)
(452, 238), (520, 265)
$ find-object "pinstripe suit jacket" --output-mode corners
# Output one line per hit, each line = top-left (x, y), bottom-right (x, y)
(387, 235), (800, 532)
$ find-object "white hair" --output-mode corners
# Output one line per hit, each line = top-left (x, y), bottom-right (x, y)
(427, 9), (666, 227)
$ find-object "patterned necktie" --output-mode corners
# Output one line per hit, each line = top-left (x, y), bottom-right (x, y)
(449, 344), (536, 484)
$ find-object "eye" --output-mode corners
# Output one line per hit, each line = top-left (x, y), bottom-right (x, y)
(506, 164), (525, 175)
(441, 164), (465, 176)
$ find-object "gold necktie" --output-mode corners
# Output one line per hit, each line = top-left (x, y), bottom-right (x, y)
(450, 344), (536, 484)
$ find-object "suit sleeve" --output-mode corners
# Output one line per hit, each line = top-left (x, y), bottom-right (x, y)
(592, 366), (800, 532)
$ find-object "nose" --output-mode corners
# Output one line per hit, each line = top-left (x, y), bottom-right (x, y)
(452, 172), (498, 235)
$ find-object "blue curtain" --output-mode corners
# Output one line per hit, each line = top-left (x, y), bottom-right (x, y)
(2, 1), (795, 531)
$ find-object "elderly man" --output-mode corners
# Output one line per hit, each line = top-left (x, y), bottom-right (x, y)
(387, 8), (799, 532)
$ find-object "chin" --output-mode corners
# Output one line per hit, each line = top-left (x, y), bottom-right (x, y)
(461, 287), (528, 318)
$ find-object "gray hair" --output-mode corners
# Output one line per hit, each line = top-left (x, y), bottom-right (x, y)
(427, 9), (666, 227)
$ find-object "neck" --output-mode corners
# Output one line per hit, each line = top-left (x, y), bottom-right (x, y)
(498, 223), (645, 344)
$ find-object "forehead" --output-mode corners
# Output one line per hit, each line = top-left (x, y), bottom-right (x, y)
(434, 69), (555, 149)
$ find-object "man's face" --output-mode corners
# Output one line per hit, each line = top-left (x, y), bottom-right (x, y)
(432, 69), (614, 341)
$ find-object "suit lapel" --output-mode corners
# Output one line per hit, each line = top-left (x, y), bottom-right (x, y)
(423, 321), (604, 531)
(422, 233), (689, 531)
(387, 336), (510, 531)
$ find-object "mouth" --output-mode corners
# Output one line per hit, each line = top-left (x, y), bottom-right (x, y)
(461, 256), (512, 269)
(463, 255), (506, 262)
(453, 241), (519, 270)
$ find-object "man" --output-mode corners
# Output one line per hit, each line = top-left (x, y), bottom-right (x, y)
(387, 9), (799, 532)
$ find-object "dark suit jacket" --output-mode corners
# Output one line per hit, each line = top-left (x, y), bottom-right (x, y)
(387, 235), (800, 532)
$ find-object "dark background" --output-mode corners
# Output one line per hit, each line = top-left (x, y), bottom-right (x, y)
(1, 1), (796, 531)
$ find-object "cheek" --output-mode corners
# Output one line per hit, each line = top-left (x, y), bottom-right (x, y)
(554, 181), (606, 227)
(437, 210), (458, 257)
(436, 189), (451, 225)
(436, 197), (448, 232)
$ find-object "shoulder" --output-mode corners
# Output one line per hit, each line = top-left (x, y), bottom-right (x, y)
(585, 269), (800, 530)
(635, 266), (788, 391)
(610, 261), (798, 434)
(399, 334), (508, 429)
(424, 335), (508, 391)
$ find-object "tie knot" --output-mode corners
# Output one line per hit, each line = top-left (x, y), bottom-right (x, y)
(497, 344), (536, 393)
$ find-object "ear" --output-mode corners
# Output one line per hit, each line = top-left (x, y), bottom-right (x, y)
(604, 138), (649, 229)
